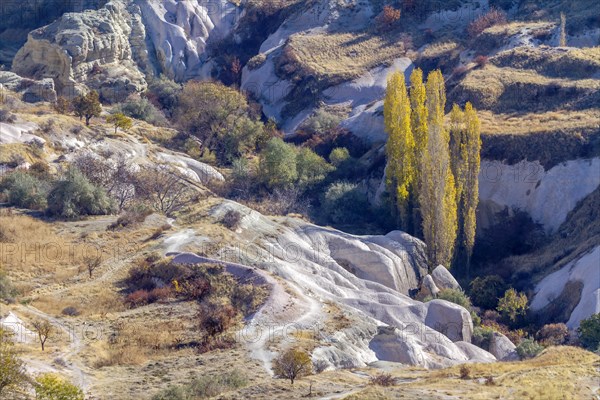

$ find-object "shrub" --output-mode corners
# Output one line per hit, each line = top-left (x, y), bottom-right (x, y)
(231, 283), (269, 316)
(197, 301), (237, 339)
(147, 75), (181, 115)
(516, 338), (544, 359)
(321, 182), (369, 224)
(469, 275), (506, 309)
(273, 348), (312, 384)
(148, 287), (172, 303)
(536, 323), (568, 346)
(107, 205), (153, 230)
(437, 288), (472, 309)
(259, 138), (298, 189)
(302, 109), (341, 136)
(61, 307), (80, 317)
(313, 359), (329, 373)
(329, 147), (350, 167)
(221, 209), (243, 230)
(0, 270), (17, 301)
(35, 373), (84, 400)
(53, 97), (70, 114)
(125, 290), (151, 308)
(116, 96), (167, 126)
(577, 313), (600, 351)
(497, 288), (528, 323)
(474, 55), (489, 67)
(376, 5), (401, 30)
(0, 171), (49, 210)
(151, 370), (247, 400)
(295, 147), (333, 188)
(247, 53), (267, 70)
(47, 168), (114, 219)
(472, 326), (495, 350)
(370, 372), (397, 386)
(468, 8), (507, 37)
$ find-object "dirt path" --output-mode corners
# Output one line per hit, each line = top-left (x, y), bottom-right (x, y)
(15, 304), (90, 392)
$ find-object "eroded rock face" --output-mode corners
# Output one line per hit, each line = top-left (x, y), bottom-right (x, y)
(163, 200), (491, 369)
(12, 1), (146, 102)
(0, 71), (57, 102)
(138, 0), (240, 81)
(10, 0), (241, 102)
(425, 300), (473, 342)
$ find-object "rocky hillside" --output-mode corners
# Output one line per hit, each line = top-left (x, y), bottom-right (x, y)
(0, 0), (599, 398)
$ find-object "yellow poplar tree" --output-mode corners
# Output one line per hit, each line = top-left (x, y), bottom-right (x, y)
(409, 68), (428, 233)
(384, 71), (415, 229)
(420, 70), (458, 268)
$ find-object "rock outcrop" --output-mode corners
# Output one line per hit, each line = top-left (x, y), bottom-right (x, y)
(10, 0), (241, 102)
(0, 71), (57, 102)
(163, 200), (492, 369)
(531, 246), (600, 328)
(13, 1), (146, 102)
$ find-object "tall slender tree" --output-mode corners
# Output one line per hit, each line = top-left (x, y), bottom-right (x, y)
(420, 70), (457, 268)
(384, 71), (415, 229)
(409, 68), (428, 234)
(462, 102), (481, 277)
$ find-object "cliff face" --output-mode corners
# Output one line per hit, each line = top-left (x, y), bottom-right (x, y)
(10, 0), (241, 102)
(12, 1), (146, 102)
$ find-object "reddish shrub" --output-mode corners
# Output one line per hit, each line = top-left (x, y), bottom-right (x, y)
(474, 55), (489, 67)
(125, 290), (150, 308)
(468, 8), (507, 37)
(149, 287), (172, 302)
(182, 277), (212, 300)
(376, 5), (401, 30)
(198, 302), (237, 338)
(537, 323), (569, 346)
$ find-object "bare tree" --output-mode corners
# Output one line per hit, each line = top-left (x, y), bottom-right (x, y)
(134, 165), (195, 216)
(31, 320), (53, 351)
(83, 255), (102, 278)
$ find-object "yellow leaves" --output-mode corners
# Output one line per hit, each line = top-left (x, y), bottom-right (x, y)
(384, 71), (415, 227)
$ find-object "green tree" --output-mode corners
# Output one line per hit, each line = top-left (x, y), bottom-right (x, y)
(106, 112), (133, 134)
(497, 288), (528, 322)
(577, 313), (600, 351)
(419, 69), (457, 268)
(296, 147), (333, 188)
(47, 168), (114, 219)
(273, 348), (312, 385)
(469, 275), (506, 309)
(384, 71), (415, 230)
(175, 81), (262, 164)
(0, 328), (27, 396)
(35, 373), (84, 400)
(259, 138), (298, 189)
(72, 90), (102, 126)
(461, 102), (481, 275)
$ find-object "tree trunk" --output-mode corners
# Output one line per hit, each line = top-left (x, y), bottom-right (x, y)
(85, 116), (91, 126)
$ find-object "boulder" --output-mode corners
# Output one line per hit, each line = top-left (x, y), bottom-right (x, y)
(0, 71), (57, 103)
(489, 332), (519, 361)
(455, 341), (497, 363)
(425, 299), (473, 342)
(421, 275), (440, 298)
(431, 265), (461, 291)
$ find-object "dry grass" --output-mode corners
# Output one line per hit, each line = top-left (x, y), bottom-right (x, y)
(346, 346), (600, 400)
(491, 46), (600, 79)
(0, 213), (84, 283)
(456, 65), (600, 112)
(478, 109), (600, 136)
(282, 31), (409, 84)
(0, 143), (39, 164)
